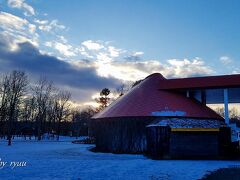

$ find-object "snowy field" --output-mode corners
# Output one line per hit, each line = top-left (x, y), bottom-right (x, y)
(0, 138), (240, 180)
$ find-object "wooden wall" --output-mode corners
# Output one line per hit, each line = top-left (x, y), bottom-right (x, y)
(146, 126), (170, 159)
(92, 117), (232, 158)
(169, 131), (219, 159)
(146, 126), (231, 159)
(93, 117), (155, 153)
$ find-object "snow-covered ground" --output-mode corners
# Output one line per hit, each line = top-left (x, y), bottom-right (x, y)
(10, 135), (86, 142)
(0, 138), (240, 180)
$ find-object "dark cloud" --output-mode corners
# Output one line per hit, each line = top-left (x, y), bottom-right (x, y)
(0, 38), (121, 102)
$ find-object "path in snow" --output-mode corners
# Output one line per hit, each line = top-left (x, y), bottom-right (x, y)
(0, 139), (239, 180)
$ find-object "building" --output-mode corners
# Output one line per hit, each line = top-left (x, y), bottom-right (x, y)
(92, 73), (240, 159)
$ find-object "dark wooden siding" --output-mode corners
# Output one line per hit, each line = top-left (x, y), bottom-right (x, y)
(169, 131), (219, 159)
(92, 117), (231, 158)
(146, 126), (170, 159)
(219, 127), (231, 157)
(93, 117), (155, 153)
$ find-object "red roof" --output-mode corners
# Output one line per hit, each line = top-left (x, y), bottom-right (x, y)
(93, 73), (223, 120)
(159, 74), (240, 90)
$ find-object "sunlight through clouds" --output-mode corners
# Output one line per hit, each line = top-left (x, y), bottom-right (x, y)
(0, 0), (226, 106)
(82, 40), (104, 50)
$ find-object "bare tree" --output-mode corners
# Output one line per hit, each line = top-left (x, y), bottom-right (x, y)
(54, 90), (71, 140)
(115, 84), (125, 97)
(115, 83), (132, 97)
(0, 71), (77, 142)
(215, 107), (224, 117)
(46, 97), (57, 136)
(215, 107), (239, 119)
(21, 97), (34, 122)
(230, 107), (239, 119)
(0, 74), (10, 138)
(3, 71), (28, 145)
(33, 77), (53, 140)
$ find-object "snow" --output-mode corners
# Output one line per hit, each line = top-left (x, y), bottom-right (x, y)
(11, 135), (86, 142)
(152, 110), (186, 116)
(0, 139), (240, 180)
(147, 118), (225, 128)
(229, 123), (240, 142)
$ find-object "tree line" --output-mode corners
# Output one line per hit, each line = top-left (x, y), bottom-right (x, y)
(0, 70), (135, 146)
(0, 70), (95, 145)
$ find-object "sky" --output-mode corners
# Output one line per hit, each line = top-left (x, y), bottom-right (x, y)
(0, 0), (240, 107)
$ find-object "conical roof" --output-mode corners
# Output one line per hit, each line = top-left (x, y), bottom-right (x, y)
(93, 73), (223, 120)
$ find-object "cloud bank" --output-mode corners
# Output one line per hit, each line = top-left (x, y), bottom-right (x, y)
(0, 1), (218, 106)
(0, 37), (120, 103)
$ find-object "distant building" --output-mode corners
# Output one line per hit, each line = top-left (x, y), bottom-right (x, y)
(92, 73), (240, 159)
